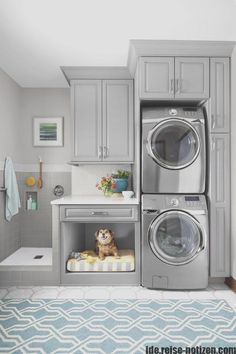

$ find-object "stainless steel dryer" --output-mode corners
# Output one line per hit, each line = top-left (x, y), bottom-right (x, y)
(142, 194), (208, 289)
(142, 107), (206, 193)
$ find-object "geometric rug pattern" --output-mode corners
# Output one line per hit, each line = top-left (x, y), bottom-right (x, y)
(0, 299), (236, 353)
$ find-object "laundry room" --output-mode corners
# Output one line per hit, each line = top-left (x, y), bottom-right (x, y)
(0, 0), (236, 352)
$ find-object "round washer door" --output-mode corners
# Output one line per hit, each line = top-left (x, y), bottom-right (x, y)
(147, 118), (200, 170)
(149, 210), (204, 265)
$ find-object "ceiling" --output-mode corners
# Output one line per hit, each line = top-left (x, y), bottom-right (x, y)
(0, 0), (236, 88)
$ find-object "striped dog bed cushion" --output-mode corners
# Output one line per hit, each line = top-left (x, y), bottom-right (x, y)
(67, 249), (135, 272)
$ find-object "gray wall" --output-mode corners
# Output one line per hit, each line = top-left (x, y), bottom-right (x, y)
(0, 68), (21, 163)
(0, 69), (21, 261)
(20, 88), (71, 164)
(0, 76), (71, 167)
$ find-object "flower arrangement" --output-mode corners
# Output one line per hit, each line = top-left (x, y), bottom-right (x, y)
(96, 170), (130, 196)
(96, 176), (116, 196)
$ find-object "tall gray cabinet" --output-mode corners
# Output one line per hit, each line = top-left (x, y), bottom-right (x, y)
(209, 58), (230, 277)
(71, 79), (134, 163)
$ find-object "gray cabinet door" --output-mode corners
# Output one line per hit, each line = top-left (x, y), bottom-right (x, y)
(209, 134), (230, 277)
(102, 80), (134, 162)
(140, 57), (174, 99)
(72, 80), (102, 161)
(210, 58), (230, 133)
(175, 57), (209, 99)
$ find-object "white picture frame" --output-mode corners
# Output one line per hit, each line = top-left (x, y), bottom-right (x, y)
(33, 117), (63, 147)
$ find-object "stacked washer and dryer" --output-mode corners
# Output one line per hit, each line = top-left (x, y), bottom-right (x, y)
(141, 107), (209, 289)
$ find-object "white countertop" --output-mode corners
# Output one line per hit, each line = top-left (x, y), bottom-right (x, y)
(51, 195), (139, 205)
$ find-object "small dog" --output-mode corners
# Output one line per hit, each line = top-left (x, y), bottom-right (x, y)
(95, 229), (119, 260)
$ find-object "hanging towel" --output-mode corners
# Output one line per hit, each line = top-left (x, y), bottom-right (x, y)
(4, 157), (21, 221)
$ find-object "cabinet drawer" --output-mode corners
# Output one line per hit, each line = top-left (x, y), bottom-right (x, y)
(60, 206), (139, 221)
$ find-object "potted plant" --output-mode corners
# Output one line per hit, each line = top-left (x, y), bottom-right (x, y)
(96, 176), (116, 197)
(111, 170), (130, 193)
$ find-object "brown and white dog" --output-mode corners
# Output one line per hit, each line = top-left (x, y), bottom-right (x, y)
(95, 228), (120, 260)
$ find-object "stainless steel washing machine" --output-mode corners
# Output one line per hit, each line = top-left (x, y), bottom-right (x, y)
(142, 194), (208, 289)
(142, 107), (206, 193)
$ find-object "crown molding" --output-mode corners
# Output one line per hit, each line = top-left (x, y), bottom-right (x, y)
(127, 39), (236, 76)
(61, 40), (236, 82)
(61, 66), (132, 84)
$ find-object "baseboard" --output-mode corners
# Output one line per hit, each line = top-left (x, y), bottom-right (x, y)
(225, 277), (236, 292)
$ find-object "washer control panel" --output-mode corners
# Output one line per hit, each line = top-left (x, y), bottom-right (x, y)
(142, 195), (207, 212)
(166, 195), (206, 209)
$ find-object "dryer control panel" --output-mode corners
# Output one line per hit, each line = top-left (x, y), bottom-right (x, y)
(166, 195), (206, 209)
(142, 106), (205, 121)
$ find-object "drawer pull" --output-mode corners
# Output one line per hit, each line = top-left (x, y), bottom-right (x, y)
(91, 211), (109, 216)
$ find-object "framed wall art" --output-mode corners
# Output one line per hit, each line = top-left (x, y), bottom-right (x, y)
(33, 117), (63, 147)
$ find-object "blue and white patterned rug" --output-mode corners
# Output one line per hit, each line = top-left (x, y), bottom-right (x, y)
(0, 299), (235, 353)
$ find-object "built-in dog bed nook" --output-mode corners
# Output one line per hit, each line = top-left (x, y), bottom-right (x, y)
(67, 249), (135, 272)
(61, 221), (139, 284)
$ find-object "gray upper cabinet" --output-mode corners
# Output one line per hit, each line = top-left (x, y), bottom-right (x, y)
(209, 134), (230, 277)
(139, 56), (209, 100)
(210, 58), (230, 133)
(71, 79), (134, 163)
(140, 57), (174, 99)
(72, 80), (102, 162)
(102, 80), (133, 162)
(175, 57), (209, 99)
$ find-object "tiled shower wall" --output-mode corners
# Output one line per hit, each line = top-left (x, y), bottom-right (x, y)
(19, 172), (71, 247)
(0, 171), (71, 261)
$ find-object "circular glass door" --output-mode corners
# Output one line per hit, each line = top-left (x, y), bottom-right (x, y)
(147, 119), (200, 170)
(149, 210), (203, 265)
